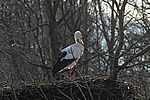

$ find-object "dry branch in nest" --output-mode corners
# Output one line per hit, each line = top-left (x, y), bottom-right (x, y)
(0, 78), (137, 100)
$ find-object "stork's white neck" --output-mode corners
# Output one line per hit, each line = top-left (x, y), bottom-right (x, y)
(75, 39), (84, 45)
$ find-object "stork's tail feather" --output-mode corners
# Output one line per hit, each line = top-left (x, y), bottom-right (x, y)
(52, 61), (63, 76)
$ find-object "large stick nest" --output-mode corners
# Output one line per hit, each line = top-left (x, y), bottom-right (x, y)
(0, 78), (137, 100)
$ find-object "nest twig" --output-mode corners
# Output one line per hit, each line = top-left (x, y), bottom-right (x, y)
(0, 78), (137, 100)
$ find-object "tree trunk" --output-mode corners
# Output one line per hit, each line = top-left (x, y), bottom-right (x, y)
(109, 68), (119, 80)
(47, 0), (60, 66)
(49, 22), (60, 66)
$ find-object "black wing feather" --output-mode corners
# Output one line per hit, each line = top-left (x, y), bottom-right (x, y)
(58, 51), (67, 60)
(52, 51), (76, 75)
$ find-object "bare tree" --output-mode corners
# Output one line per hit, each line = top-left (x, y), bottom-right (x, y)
(0, 0), (149, 98)
(90, 0), (150, 80)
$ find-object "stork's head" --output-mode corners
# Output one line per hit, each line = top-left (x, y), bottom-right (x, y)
(74, 31), (83, 44)
(74, 31), (82, 40)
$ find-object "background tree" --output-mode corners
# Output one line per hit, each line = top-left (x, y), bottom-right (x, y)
(0, 0), (149, 99)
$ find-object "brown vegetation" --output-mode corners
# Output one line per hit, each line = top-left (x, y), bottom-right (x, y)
(1, 78), (136, 100)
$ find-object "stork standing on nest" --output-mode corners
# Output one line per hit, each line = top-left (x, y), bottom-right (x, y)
(52, 31), (84, 80)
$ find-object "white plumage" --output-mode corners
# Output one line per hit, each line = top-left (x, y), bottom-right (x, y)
(52, 31), (84, 76)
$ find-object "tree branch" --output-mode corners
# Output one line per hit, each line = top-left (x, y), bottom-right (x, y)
(27, 61), (51, 70)
(118, 60), (150, 70)
(120, 45), (150, 69)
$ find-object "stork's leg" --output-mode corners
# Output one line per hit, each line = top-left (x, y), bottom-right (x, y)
(67, 65), (72, 80)
(69, 65), (72, 80)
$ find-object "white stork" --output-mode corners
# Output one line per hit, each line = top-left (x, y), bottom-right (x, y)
(52, 31), (84, 80)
